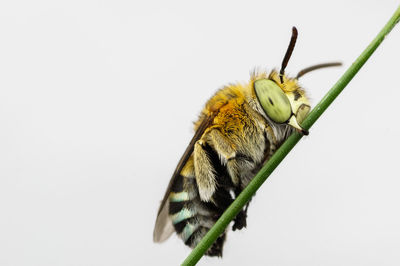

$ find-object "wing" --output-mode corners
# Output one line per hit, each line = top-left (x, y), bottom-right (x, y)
(153, 113), (217, 243)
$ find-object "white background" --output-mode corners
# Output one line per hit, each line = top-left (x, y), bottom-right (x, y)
(1, 0), (400, 265)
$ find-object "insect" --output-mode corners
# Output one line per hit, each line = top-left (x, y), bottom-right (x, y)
(153, 27), (341, 257)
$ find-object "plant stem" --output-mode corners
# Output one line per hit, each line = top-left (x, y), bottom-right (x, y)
(182, 5), (400, 266)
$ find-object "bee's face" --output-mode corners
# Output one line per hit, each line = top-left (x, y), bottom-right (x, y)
(254, 77), (310, 134)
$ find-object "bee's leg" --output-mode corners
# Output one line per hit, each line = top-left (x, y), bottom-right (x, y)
(207, 129), (240, 186)
(232, 206), (248, 231)
(211, 183), (247, 231)
(194, 141), (218, 202)
(232, 187), (251, 231)
(207, 129), (249, 231)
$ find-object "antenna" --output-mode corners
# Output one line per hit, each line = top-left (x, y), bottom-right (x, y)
(280, 26), (298, 84)
(296, 62), (342, 79)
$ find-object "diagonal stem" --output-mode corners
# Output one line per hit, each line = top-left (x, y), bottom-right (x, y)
(182, 5), (400, 266)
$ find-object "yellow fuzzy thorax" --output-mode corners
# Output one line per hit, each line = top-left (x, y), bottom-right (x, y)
(193, 69), (311, 143)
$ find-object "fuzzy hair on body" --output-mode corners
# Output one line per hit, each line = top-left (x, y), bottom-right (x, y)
(153, 70), (310, 257)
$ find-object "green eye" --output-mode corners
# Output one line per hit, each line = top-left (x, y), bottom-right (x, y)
(254, 79), (292, 123)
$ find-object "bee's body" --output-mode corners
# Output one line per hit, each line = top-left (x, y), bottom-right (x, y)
(153, 27), (340, 257)
(154, 71), (309, 256)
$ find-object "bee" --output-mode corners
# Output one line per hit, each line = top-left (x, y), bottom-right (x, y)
(153, 27), (341, 257)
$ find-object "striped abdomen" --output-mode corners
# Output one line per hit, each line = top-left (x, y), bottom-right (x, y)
(168, 143), (243, 257)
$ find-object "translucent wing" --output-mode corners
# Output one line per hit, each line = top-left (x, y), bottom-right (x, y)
(153, 114), (216, 243)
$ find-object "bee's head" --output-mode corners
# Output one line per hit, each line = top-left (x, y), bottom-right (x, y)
(254, 27), (341, 135)
(254, 76), (310, 135)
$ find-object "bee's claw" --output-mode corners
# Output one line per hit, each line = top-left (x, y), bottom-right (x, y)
(301, 129), (309, 135)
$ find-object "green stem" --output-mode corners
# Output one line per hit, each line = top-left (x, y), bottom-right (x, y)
(182, 5), (400, 266)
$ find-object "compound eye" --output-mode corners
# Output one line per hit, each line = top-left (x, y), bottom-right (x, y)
(254, 79), (292, 123)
